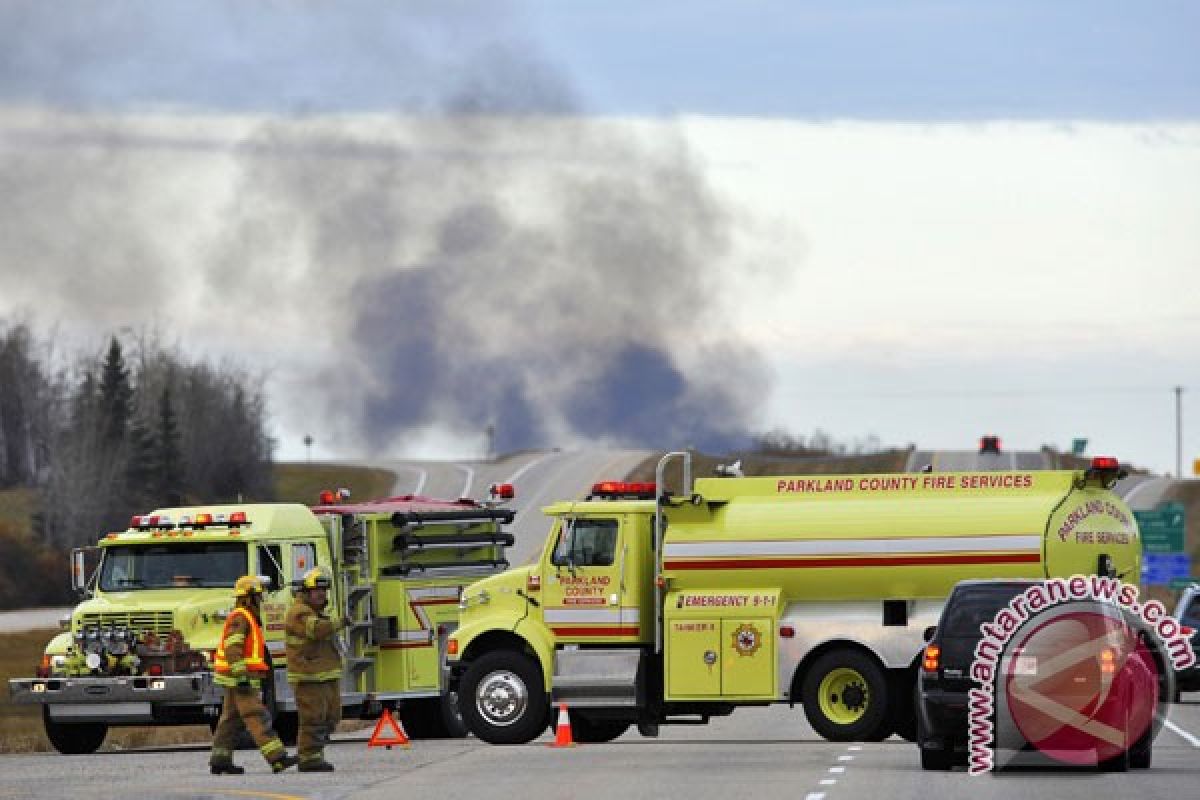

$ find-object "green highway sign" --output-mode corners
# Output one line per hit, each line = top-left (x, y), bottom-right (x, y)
(1135, 502), (1186, 554)
(1168, 577), (1200, 590)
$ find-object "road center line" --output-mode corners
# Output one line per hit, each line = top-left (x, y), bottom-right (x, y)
(1164, 719), (1200, 748)
(829, 766), (845, 773)
(820, 779), (837, 786)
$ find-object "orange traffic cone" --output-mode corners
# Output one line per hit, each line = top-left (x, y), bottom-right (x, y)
(367, 708), (411, 750)
(548, 702), (576, 748)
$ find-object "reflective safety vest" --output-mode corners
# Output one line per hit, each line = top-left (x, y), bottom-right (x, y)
(213, 607), (270, 676)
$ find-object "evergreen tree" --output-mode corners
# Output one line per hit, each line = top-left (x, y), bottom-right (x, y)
(99, 337), (132, 447)
(124, 414), (157, 510)
(154, 384), (184, 505)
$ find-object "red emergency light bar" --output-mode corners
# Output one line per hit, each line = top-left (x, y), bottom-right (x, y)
(489, 483), (515, 500)
(1084, 455), (1125, 488)
(591, 481), (657, 499)
(132, 511), (250, 530)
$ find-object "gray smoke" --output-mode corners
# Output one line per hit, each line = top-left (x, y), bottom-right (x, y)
(0, 2), (775, 455)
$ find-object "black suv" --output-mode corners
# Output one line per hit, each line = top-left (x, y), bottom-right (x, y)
(1172, 585), (1200, 699)
(916, 579), (1168, 771)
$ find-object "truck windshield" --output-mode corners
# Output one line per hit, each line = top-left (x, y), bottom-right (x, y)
(98, 543), (247, 591)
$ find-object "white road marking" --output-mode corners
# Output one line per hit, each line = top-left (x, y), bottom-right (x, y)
(829, 766), (845, 774)
(837, 754), (854, 761)
(456, 464), (475, 499)
(392, 465), (427, 496)
(503, 451), (558, 485)
(1122, 476), (1166, 507)
(820, 779), (837, 786)
(847, 745), (862, 751)
(805, 794), (826, 800)
(1164, 719), (1200, 748)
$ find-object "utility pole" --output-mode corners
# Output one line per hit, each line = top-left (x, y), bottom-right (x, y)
(304, 434), (313, 463)
(1175, 386), (1183, 478)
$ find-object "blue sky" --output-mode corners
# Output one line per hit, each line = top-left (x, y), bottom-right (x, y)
(1, 1), (1197, 119)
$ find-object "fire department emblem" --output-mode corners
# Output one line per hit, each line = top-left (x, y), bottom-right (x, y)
(731, 623), (762, 657)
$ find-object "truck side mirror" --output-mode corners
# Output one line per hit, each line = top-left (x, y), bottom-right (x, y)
(923, 626), (937, 642)
(71, 548), (95, 597)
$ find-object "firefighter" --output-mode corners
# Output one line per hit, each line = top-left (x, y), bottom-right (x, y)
(209, 575), (298, 775)
(285, 567), (349, 772)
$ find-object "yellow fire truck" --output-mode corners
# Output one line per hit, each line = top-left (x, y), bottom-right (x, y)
(446, 453), (1144, 744)
(8, 489), (515, 754)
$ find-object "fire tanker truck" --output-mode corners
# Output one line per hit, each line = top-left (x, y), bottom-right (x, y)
(446, 453), (1148, 744)
(8, 489), (515, 754)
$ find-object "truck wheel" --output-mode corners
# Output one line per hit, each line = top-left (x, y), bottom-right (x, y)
(801, 650), (890, 741)
(401, 694), (468, 739)
(889, 670), (918, 742)
(459, 650), (550, 745)
(43, 708), (107, 755)
(570, 714), (631, 743)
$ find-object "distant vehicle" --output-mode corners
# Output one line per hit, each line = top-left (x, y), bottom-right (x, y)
(979, 435), (1002, 454)
(916, 579), (1166, 771)
(1172, 585), (1200, 700)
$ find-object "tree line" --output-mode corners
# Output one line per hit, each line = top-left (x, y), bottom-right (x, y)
(0, 321), (274, 604)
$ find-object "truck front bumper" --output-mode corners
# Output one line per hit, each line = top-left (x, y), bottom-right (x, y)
(8, 674), (219, 722)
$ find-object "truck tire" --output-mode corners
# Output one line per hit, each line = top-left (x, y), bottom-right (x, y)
(401, 694), (468, 739)
(570, 714), (630, 743)
(43, 708), (107, 755)
(459, 650), (550, 745)
(801, 649), (890, 741)
(888, 670), (918, 742)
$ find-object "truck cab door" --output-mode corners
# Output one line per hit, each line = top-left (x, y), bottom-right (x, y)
(543, 517), (639, 641)
(256, 544), (288, 644)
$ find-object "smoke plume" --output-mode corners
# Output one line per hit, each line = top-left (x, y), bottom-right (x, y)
(0, 2), (774, 455)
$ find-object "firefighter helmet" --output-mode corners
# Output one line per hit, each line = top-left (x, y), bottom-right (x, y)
(301, 567), (332, 591)
(234, 575), (264, 598)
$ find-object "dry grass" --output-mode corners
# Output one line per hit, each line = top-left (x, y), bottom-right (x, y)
(274, 463), (398, 504)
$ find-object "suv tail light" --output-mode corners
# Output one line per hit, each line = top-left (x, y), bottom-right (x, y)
(922, 643), (941, 673)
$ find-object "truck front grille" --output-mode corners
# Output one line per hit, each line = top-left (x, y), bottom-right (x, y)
(77, 611), (175, 636)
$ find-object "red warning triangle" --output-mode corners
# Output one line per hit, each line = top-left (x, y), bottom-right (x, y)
(367, 708), (411, 749)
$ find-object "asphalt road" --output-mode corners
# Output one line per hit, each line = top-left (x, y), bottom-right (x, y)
(361, 449), (653, 564)
(1, 698), (1196, 799)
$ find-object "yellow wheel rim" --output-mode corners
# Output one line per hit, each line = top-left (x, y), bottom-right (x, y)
(818, 667), (869, 726)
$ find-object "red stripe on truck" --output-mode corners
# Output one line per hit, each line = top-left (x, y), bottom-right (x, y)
(550, 626), (641, 637)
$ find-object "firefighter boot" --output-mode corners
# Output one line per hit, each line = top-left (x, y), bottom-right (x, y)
(298, 760), (335, 772)
(210, 762), (245, 775)
(271, 753), (300, 773)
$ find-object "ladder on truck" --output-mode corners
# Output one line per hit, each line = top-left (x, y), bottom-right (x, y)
(383, 508), (515, 579)
(327, 514), (377, 699)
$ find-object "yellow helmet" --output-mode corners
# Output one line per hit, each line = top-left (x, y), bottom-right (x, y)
(301, 567), (331, 590)
(234, 575), (264, 598)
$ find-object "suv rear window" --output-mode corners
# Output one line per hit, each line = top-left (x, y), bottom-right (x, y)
(940, 585), (1026, 637)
